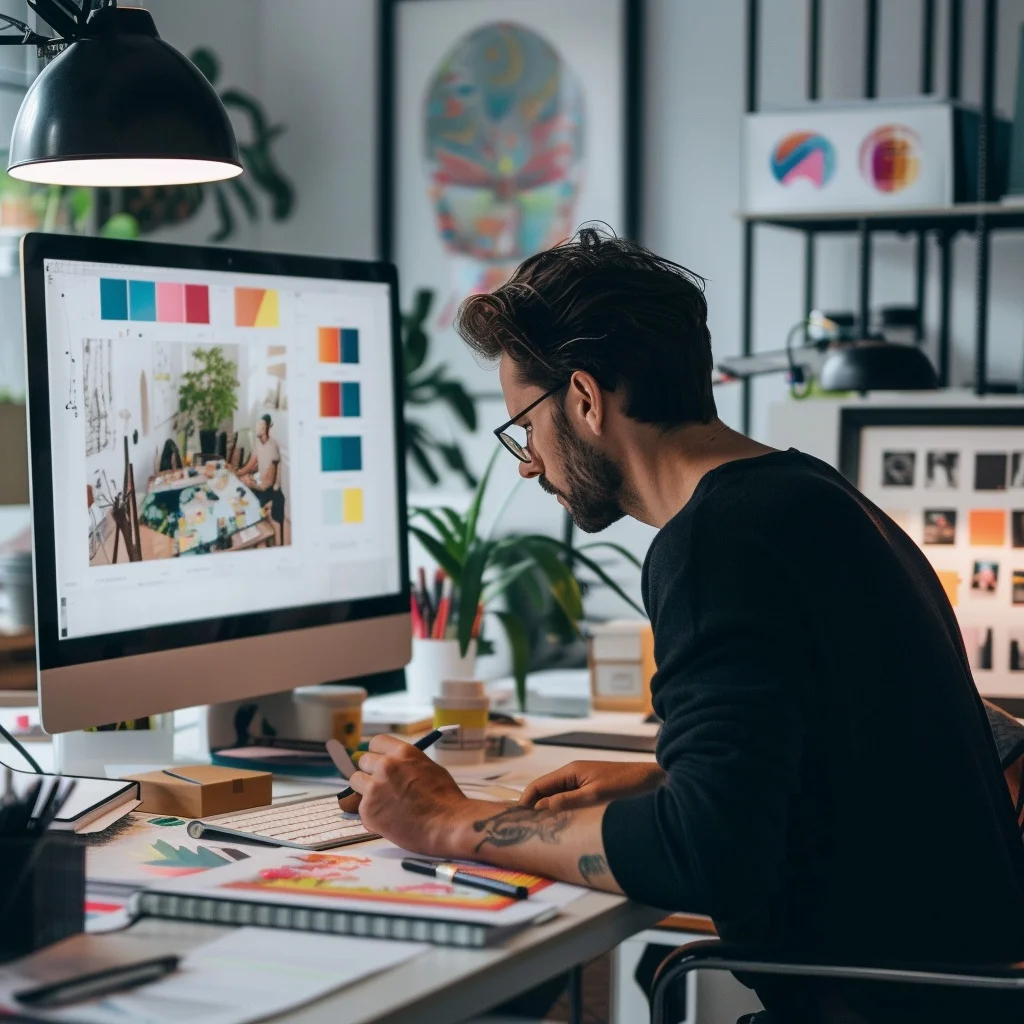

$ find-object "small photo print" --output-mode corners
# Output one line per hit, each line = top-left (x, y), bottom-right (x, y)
(964, 626), (994, 671)
(1014, 511), (1024, 549)
(972, 560), (999, 594)
(1012, 453), (1024, 488)
(1014, 570), (1024, 606)
(882, 451), (916, 487)
(974, 452), (1008, 491)
(1011, 631), (1024, 672)
(923, 509), (956, 545)
(925, 451), (960, 490)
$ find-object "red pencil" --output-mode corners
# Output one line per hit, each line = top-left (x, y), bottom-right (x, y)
(470, 602), (484, 639)
(410, 592), (425, 639)
(433, 592), (450, 640)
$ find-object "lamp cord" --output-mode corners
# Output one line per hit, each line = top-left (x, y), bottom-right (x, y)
(0, 720), (44, 774)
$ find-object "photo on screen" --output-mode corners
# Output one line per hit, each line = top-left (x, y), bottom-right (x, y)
(974, 452), (1008, 491)
(1014, 511), (1024, 549)
(1011, 631), (1024, 672)
(85, 340), (290, 565)
(963, 626), (994, 671)
(971, 560), (999, 594)
(922, 509), (956, 545)
(1012, 453), (1024, 488)
(881, 451), (915, 487)
(925, 451), (959, 490)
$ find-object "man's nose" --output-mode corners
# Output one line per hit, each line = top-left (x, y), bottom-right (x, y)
(519, 453), (542, 480)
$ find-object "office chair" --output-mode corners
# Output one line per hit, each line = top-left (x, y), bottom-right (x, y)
(650, 940), (1024, 1024)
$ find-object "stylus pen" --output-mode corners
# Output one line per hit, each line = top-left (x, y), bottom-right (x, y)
(335, 724), (460, 802)
(15, 956), (180, 1009)
(401, 858), (529, 900)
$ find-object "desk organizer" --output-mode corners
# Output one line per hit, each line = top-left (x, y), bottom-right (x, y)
(0, 834), (84, 963)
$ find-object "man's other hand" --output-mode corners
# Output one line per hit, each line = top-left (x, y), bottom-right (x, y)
(519, 760), (666, 811)
(346, 734), (468, 855)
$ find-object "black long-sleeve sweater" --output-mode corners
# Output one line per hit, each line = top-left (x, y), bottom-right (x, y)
(602, 449), (1024, 1019)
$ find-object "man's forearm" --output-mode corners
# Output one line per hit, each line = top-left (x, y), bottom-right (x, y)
(439, 800), (623, 894)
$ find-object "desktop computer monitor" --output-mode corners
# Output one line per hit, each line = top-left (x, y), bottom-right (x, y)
(21, 233), (410, 734)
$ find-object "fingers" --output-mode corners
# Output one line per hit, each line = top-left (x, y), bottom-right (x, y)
(519, 766), (580, 807)
(535, 789), (595, 812)
(368, 734), (412, 756)
(347, 769), (370, 795)
(356, 752), (383, 776)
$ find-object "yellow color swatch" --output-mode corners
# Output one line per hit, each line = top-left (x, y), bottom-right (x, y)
(936, 569), (960, 607)
(343, 487), (364, 523)
(255, 288), (279, 327)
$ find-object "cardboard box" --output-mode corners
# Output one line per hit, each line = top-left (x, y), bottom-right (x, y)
(124, 765), (272, 818)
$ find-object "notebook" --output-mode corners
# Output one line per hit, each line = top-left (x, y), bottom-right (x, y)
(131, 847), (558, 947)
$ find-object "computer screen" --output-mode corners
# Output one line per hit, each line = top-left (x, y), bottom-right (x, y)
(23, 234), (410, 733)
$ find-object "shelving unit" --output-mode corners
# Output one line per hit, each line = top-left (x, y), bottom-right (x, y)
(739, 0), (1012, 434)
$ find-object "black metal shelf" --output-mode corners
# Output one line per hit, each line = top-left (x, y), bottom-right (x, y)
(739, 0), (1004, 430)
(740, 202), (1024, 235)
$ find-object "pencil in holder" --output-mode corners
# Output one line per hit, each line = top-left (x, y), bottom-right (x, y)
(0, 834), (85, 963)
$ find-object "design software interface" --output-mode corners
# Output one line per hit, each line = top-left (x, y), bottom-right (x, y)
(43, 258), (401, 640)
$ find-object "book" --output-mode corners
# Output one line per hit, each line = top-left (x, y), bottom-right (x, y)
(131, 847), (559, 947)
(11, 765), (138, 832)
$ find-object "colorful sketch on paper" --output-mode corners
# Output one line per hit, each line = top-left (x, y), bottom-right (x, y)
(424, 22), (585, 313)
(225, 851), (553, 911)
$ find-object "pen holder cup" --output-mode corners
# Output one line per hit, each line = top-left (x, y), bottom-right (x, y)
(405, 638), (477, 706)
(0, 834), (85, 963)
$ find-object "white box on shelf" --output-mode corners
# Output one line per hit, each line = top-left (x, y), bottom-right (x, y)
(743, 101), (954, 214)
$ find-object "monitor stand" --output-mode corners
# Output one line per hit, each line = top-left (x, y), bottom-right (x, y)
(52, 718), (174, 778)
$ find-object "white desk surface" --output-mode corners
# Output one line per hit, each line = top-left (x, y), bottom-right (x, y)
(50, 709), (668, 1022)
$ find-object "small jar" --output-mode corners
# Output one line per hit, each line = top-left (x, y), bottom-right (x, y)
(432, 680), (488, 766)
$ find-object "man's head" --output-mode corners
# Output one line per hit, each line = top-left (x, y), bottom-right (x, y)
(456, 227), (715, 532)
(257, 414), (272, 442)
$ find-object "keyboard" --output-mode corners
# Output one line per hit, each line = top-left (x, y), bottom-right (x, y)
(187, 794), (376, 850)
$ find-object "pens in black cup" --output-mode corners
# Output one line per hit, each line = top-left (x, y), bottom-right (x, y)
(401, 857), (529, 900)
(335, 724), (460, 803)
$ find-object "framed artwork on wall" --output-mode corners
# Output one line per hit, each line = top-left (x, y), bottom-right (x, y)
(379, 0), (644, 394)
(840, 406), (1024, 701)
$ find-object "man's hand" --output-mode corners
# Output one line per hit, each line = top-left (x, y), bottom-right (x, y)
(519, 760), (666, 811)
(343, 734), (469, 856)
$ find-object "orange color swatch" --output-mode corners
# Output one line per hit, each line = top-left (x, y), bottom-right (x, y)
(235, 287), (264, 327)
(936, 570), (960, 607)
(968, 509), (1007, 547)
(318, 326), (340, 363)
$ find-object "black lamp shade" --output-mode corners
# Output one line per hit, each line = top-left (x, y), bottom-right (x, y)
(7, 7), (241, 187)
(819, 342), (940, 392)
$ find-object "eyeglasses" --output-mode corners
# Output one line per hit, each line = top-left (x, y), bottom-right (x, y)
(493, 381), (570, 463)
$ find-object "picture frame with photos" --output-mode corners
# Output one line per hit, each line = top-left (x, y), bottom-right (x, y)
(840, 406), (1024, 700)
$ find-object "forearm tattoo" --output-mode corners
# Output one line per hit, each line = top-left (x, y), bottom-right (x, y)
(472, 806), (570, 852)
(577, 854), (609, 884)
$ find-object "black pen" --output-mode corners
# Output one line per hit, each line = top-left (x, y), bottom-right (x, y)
(335, 724), (460, 803)
(15, 956), (180, 1009)
(401, 857), (529, 900)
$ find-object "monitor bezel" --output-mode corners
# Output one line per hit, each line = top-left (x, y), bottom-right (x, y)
(23, 232), (410, 672)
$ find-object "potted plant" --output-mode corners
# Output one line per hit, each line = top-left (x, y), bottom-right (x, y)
(177, 347), (239, 455)
(409, 448), (645, 710)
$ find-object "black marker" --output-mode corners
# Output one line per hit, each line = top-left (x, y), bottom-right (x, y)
(401, 858), (529, 900)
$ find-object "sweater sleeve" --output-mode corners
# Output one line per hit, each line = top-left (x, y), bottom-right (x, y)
(602, 508), (811, 931)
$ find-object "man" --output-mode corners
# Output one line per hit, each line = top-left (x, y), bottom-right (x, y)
(342, 230), (1024, 1021)
(238, 413), (279, 506)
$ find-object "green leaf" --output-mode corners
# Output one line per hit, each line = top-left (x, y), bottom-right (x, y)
(435, 380), (478, 431)
(457, 541), (490, 656)
(412, 289), (434, 324)
(437, 443), (478, 490)
(99, 213), (141, 239)
(229, 177), (259, 222)
(406, 436), (440, 485)
(523, 539), (584, 624)
(481, 559), (537, 605)
(190, 47), (221, 84)
(576, 541), (644, 570)
(439, 507), (467, 541)
(493, 611), (531, 712)
(409, 507), (460, 555)
(464, 447), (499, 554)
(404, 326), (428, 375)
(408, 526), (463, 584)
(531, 537), (645, 617)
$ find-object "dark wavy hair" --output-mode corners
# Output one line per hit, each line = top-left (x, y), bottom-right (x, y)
(455, 226), (716, 428)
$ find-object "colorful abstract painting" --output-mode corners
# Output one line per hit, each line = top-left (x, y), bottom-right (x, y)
(424, 22), (585, 307)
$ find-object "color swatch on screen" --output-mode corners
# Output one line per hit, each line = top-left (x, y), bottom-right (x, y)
(235, 287), (280, 327)
(322, 488), (364, 525)
(318, 381), (361, 418)
(969, 509), (1007, 547)
(320, 436), (362, 472)
(101, 279), (209, 324)
(318, 327), (359, 364)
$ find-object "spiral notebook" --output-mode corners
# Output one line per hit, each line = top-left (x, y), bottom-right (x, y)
(131, 847), (557, 947)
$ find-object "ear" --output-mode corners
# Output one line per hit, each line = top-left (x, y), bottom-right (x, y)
(566, 371), (604, 438)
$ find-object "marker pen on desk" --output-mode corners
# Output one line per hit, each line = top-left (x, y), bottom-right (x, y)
(335, 725), (460, 803)
(401, 858), (529, 900)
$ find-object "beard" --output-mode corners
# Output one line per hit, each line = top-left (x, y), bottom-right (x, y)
(540, 404), (627, 533)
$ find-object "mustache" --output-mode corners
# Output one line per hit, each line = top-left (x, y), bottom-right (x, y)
(538, 476), (565, 499)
